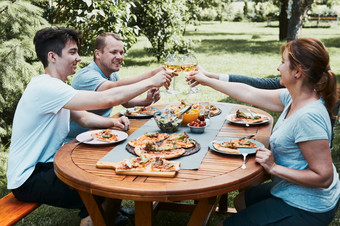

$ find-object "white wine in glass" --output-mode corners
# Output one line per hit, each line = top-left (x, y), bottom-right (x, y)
(164, 53), (181, 95)
(182, 54), (199, 94)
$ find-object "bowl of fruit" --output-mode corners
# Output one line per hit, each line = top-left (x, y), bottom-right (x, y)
(187, 119), (206, 133)
(180, 108), (199, 126)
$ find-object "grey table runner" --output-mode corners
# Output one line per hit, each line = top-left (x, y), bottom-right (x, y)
(98, 104), (232, 170)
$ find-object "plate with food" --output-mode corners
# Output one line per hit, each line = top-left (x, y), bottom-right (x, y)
(226, 109), (269, 125)
(126, 132), (200, 159)
(192, 103), (221, 117)
(209, 137), (263, 155)
(120, 106), (161, 118)
(96, 155), (180, 177)
(76, 129), (128, 145)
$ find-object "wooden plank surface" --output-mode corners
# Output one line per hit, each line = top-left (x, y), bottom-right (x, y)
(55, 103), (273, 200)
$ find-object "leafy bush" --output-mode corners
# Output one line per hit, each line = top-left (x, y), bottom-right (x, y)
(132, 0), (194, 61)
(244, 1), (279, 22)
(45, 0), (140, 56)
(0, 0), (49, 152)
(200, 8), (218, 21)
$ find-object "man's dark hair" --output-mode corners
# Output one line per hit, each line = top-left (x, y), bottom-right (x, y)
(33, 27), (82, 68)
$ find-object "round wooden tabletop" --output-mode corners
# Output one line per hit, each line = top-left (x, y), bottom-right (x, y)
(54, 103), (273, 202)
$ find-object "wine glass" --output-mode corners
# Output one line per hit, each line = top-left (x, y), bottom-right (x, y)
(164, 53), (181, 95)
(182, 54), (199, 94)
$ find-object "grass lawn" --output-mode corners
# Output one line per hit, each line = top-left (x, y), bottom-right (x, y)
(1, 21), (340, 225)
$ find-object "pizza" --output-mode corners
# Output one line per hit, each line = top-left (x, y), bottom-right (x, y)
(134, 141), (186, 159)
(164, 133), (196, 148)
(96, 155), (180, 177)
(209, 104), (221, 116)
(125, 106), (157, 116)
(230, 139), (257, 148)
(168, 100), (187, 112)
(128, 132), (169, 147)
(212, 141), (239, 154)
(191, 103), (221, 117)
(212, 138), (258, 154)
(127, 132), (199, 159)
(91, 129), (118, 142)
(231, 110), (268, 124)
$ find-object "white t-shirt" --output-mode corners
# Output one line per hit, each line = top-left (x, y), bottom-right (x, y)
(7, 74), (77, 189)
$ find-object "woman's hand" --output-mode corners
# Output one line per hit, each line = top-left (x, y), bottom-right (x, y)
(185, 70), (210, 87)
(255, 146), (276, 174)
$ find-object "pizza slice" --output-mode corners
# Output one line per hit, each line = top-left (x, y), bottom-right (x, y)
(125, 106), (157, 116)
(230, 139), (257, 148)
(134, 141), (186, 159)
(165, 133), (195, 148)
(128, 132), (169, 147)
(96, 154), (151, 171)
(91, 129), (119, 142)
(150, 157), (180, 172)
(96, 156), (180, 177)
(245, 115), (269, 123)
(212, 141), (239, 154)
(232, 110), (250, 121)
(209, 105), (220, 116)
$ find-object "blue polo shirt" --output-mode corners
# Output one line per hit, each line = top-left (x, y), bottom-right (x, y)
(65, 61), (119, 142)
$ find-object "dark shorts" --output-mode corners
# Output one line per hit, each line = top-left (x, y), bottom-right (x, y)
(12, 162), (88, 218)
(224, 182), (339, 226)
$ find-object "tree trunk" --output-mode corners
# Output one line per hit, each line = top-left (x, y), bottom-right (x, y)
(287, 0), (313, 41)
(279, 0), (289, 41)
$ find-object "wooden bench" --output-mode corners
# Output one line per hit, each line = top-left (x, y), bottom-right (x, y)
(0, 192), (41, 225)
(308, 14), (338, 27)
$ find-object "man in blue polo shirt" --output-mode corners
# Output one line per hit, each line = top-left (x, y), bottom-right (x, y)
(66, 32), (163, 142)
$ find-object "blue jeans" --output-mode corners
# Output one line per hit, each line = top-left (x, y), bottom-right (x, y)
(223, 182), (340, 226)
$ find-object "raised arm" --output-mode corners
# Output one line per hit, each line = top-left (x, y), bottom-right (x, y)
(98, 66), (163, 89)
(64, 71), (172, 110)
(187, 71), (284, 112)
(228, 75), (284, 89)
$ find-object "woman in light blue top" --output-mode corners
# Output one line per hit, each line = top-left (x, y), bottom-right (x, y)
(187, 37), (340, 225)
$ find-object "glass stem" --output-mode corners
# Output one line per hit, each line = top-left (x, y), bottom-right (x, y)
(173, 77), (176, 91)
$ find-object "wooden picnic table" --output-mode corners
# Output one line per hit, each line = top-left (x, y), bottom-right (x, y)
(54, 102), (274, 226)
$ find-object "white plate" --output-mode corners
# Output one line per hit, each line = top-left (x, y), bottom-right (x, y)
(76, 129), (128, 145)
(226, 113), (269, 125)
(120, 107), (161, 119)
(209, 138), (264, 155)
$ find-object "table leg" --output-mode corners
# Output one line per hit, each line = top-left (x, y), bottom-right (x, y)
(78, 190), (106, 226)
(135, 201), (153, 226)
(187, 196), (218, 226)
(78, 190), (121, 226)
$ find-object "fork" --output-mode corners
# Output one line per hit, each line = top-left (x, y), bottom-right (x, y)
(241, 153), (248, 170)
(247, 108), (255, 117)
(75, 137), (94, 145)
(150, 90), (157, 106)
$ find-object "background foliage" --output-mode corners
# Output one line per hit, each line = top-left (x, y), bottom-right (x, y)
(43, 0), (140, 55)
(0, 0), (48, 152)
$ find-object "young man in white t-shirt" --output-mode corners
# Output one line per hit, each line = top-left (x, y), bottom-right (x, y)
(7, 27), (173, 226)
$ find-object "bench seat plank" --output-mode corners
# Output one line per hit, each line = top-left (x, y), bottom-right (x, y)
(0, 192), (40, 226)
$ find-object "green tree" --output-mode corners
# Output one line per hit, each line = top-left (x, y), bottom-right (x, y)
(45, 0), (139, 55)
(132, 0), (194, 62)
(0, 0), (49, 151)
